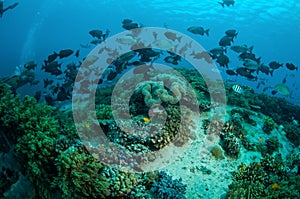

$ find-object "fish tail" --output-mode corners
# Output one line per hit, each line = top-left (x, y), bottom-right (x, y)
(43, 60), (47, 67)
(205, 29), (210, 36)
(58, 52), (63, 59)
(249, 45), (254, 53)
(218, 2), (225, 7)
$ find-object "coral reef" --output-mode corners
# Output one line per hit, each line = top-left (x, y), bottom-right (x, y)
(150, 171), (187, 199)
(52, 145), (111, 198)
(283, 122), (300, 146)
(262, 116), (275, 134)
(220, 132), (241, 158)
(0, 82), (191, 198)
(227, 153), (300, 199)
(265, 136), (281, 155)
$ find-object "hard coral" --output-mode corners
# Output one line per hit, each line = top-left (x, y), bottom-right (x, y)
(263, 116), (276, 134)
(283, 122), (300, 146)
(150, 171), (187, 199)
(227, 154), (300, 198)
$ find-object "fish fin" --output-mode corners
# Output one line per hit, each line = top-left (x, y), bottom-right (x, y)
(218, 2), (225, 7)
(235, 32), (238, 38)
(256, 57), (261, 64)
(205, 29), (210, 36)
(249, 46), (254, 53)
(270, 69), (274, 77)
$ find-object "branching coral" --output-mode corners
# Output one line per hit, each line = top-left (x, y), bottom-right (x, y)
(52, 146), (111, 198)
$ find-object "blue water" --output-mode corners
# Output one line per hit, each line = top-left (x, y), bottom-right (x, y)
(1, 0), (300, 103)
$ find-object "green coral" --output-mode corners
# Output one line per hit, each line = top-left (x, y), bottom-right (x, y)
(52, 146), (111, 198)
(227, 154), (300, 198)
(227, 162), (266, 199)
(265, 136), (281, 155)
(283, 122), (300, 146)
(15, 96), (60, 198)
(263, 116), (275, 134)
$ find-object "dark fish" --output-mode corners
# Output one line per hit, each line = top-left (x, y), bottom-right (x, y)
(90, 39), (103, 45)
(42, 61), (62, 76)
(225, 29), (238, 38)
(89, 30), (103, 39)
(45, 95), (55, 105)
(269, 61), (283, 70)
(122, 22), (139, 30)
(282, 74), (287, 84)
(216, 54), (229, 68)
(58, 49), (73, 59)
(236, 67), (257, 80)
(230, 45), (253, 53)
(271, 90), (278, 95)
(122, 19), (133, 24)
(119, 51), (136, 61)
(34, 91), (41, 102)
(187, 26), (209, 36)
(239, 52), (261, 63)
(210, 47), (227, 56)
(106, 71), (118, 80)
(218, 0), (235, 7)
(258, 64), (273, 76)
(226, 69), (237, 76)
(46, 52), (58, 63)
(129, 60), (145, 66)
(43, 79), (54, 88)
(57, 87), (70, 101)
(219, 36), (233, 47)
(139, 54), (152, 62)
(24, 61), (37, 70)
(243, 58), (260, 71)
(164, 55), (181, 65)
(137, 48), (161, 62)
(286, 63), (298, 71)
(75, 49), (80, 58)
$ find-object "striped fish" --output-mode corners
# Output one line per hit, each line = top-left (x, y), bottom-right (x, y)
(232, 84), (243, 94)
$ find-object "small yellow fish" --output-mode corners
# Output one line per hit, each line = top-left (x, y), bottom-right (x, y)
(143, 117), (151, 123)
(84, 123), (90, 129)
(271, 183), (279, 190)
(259, 137), (263, 143)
